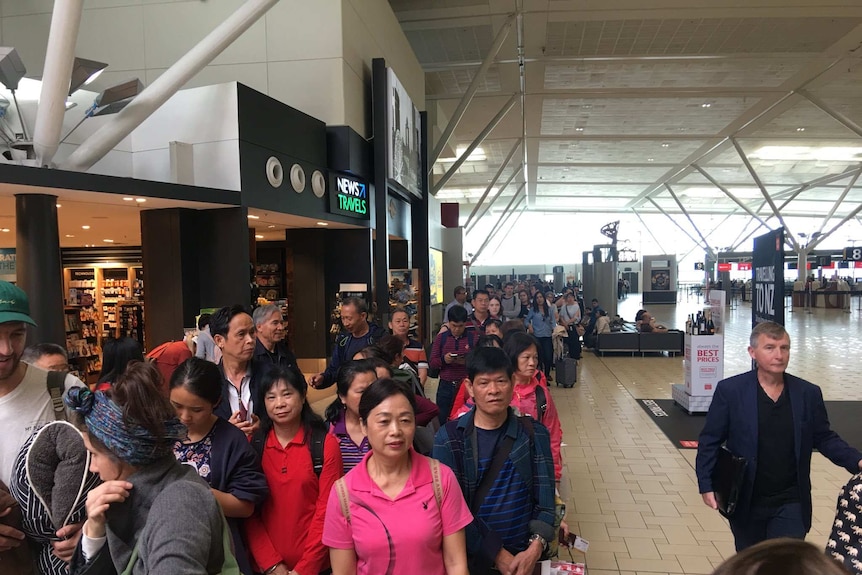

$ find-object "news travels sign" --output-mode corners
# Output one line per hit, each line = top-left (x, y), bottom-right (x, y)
(330, 174), (370, 220)
(752, 228), (785, 328)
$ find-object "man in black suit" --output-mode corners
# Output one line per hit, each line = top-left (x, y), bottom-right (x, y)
(696, 321), (862, 551)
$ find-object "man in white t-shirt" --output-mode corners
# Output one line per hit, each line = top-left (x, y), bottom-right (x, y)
(0, 281), (83, 560)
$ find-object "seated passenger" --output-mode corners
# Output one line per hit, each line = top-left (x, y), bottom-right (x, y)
(637, 310), (668, 333)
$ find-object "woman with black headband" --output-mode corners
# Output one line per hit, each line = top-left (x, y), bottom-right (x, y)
(66, 361), (235, 574)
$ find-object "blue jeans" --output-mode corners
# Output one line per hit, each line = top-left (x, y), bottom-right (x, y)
(436, 379), (460, 425)
(729, 502), (806, 551)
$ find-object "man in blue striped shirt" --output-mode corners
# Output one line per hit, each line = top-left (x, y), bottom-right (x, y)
(433, 347), (556, 575)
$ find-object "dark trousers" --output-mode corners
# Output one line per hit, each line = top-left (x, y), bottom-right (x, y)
(566, 329), (582, 359)
(729, 502), (806, 551)
(536, 336), (553, 378)
(435, 379), (460, 425)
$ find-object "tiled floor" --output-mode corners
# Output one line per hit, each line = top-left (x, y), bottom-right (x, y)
(309, 294), (862, 574)
(552, 294), (862, 574)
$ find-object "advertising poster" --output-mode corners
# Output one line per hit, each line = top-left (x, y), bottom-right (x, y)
(429, 248), (444, 305)
(386, 68), (422, 198)
(650, 269), (671, 291)
(684, 334), (724, 396)
(752, 228), (785, 328)
(0, 247), (15, 282)
(707, 290), (725, 334)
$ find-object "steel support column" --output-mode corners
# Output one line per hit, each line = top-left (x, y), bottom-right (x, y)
(471, 196), (525, 265)
(798, 90), (862, 140)
(664, 183), (715, 259)
(808, 202), (862, 251)
(474, 204), (528, 265)
(428, 14), (515, 169)
(465, 171), (523, 234)
(432, 93), (518, 195)
(814, 167), (862, 236)
(464, 138), (521, 229)
(34, 0), (84, 167)
(60, 0), (279, 172)
(648, 199), (707, 251)
(730, 137), (800, 251)
(631, 210), (668, 254)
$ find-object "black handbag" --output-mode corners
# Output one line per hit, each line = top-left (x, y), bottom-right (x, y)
(713, 445), (747, 518)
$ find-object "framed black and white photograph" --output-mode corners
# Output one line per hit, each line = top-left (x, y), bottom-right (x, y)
(386, 68), (422, 198)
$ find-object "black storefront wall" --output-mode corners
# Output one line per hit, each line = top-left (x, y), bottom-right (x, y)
(141, 207), (250, 350)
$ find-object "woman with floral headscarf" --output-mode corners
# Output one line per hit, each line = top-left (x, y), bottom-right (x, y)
(66, 361), (233, 575)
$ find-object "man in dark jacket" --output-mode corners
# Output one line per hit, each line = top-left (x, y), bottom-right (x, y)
(211, 305), (261, 436)
(310, 297), (387, 389)
(252, 303), (304, 381)
(696, 321), (862, 551)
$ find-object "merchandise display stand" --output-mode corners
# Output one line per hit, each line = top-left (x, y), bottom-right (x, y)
(675, 291), (725, 414)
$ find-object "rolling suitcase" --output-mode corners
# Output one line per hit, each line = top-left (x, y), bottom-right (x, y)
(555, 357), (577, 388)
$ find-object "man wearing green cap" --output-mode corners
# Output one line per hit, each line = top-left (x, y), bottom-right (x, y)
(0, 280), (84, 562)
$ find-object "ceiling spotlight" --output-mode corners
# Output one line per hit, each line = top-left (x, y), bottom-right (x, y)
(0, 228), (9, 233)
(69, 57), (108, 95)
(796, 127), (806, 132)
(65, 234), (75, 238)
(316, 221), (329, 226)
(56, 203), (61, 207)
(661, 143), (670, 148)
(103, 239), (114, 243)
(134, 198), (146, 203)
(575, 127), (584, 132)
(647, 158), (655, 162)
(247, 214), (260, 220)
(267, 225), (276, 229)
(255, 234), (264, 239)
(701, 103), (712, 108)
(81, 225), (90, 230)
(122, 197), (134, 201)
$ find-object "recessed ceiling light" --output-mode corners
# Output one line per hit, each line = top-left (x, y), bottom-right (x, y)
(0, 228), (9, 233)
(255, 234), (264, 239)
(247, 214), (260, 220)
(581, 104), (592, 109)
(103, 239), (114, 243)
(647, 158), (655, 162)
(661, 143), (670, 148)
(575, 127), (584, 132)
(122, 197), (134, 201)
(267, 225), (276, 229)
(701, 103), (712, 108)
(65, 234), (75, 238)
(81, 225), (90, 230)
(56, 203), (61, 208)
(135, 198), (146, 203)
(316, 221), (329, 226)
(796, 127), (806, 132)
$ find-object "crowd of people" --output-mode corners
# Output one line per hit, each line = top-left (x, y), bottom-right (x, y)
(2, 276), (862, 575)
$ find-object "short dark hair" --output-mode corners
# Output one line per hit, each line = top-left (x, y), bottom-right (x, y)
(170, 357), (222, 406)
(447, 305), (468, 323)
(362, 356), (393, 377)
(341, 296), (368, 315)
(591, 298), (599, 304)
(325, 359), (378, 422)
(504, 282), (514, 288)
(473, 289), (490, 299)
(467, 346), (513, 380)
(501, 319), (526, 337)
(358, 378), (416, 422)
(486, 318), (502, 331)
(210, 304), (251, 339)
(197, 313), (211, 331)
(502, 331), (539, 372)
(98, 337), (144, 384)
(22, 342), (68, 364)
(255, 365), (324, 435)
(476, 334), (503, 348)
(454, 286), (466, 296)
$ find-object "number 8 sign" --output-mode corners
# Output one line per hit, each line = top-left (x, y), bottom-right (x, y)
(843, 247), (862, 261)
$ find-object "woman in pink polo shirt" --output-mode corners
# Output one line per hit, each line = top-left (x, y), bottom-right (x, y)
(323, 378), (472, 575)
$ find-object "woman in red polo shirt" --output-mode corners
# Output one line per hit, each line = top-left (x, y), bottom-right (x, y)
(323, 378), (471, 575)
(246, 366), (343, 575)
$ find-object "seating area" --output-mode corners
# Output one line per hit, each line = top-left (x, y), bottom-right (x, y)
(595, 329), (684, 356)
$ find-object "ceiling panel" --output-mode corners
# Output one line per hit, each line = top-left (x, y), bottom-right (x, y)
(390, 0), (486, 11)
(533, 196), (631, 209)
(541, 97), (757, 136)
(544, 58), (804, 90)
(544, 18), (862, 57)
(537, 139), (707, 163)
(746, 99), (859, 138)
(537, 165), (670, 182)
(536, 183), (646, 197)
(426, 65), (502, 96)
(404, 24), (493, 64)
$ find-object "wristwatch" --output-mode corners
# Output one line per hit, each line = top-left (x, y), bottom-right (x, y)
(528, 533), (548, 554)
(264, 564), (281, 575)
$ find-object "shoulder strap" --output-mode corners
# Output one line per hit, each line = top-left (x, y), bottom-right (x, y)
(471, 430), (515, 514)
(47, 371), (67, 421)
(309, 426), (326, 478)
(534, 385), (547, 422)
(428, 458), (443, 511)
(335, 478), (351, 524)
(519, 415), (536, 440)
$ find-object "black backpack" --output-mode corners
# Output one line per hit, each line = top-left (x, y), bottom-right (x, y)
(251, 426), (326, 478)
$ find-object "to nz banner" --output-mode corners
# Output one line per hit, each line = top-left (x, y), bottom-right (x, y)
(752, 227), (785, 328)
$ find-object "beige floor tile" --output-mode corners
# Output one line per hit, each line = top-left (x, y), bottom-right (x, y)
(580, 522), (612, 542)
(617, 557), (684, 573)
(660, 524), (698, 545)
(677, 555), (714, 574)
(608, 527), (668, 540)
(656, 543), (722, 558)
(585, 551), (620, 570)
(616, 511), (647, 529)
(626, 538), (662, 559)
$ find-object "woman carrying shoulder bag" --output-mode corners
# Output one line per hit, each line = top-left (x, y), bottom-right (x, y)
(67, 361), (232, 575)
